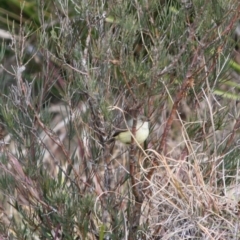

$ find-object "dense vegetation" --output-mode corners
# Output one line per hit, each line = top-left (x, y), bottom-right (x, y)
(0, 0), (240, 239)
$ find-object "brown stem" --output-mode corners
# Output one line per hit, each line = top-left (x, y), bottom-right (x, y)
(128, 117), (144, 239)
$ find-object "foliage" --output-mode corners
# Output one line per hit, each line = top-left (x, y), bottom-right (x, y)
(0, 0), (240, 239)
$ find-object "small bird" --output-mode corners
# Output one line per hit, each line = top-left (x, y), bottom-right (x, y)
(112, 115), (149, 144)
